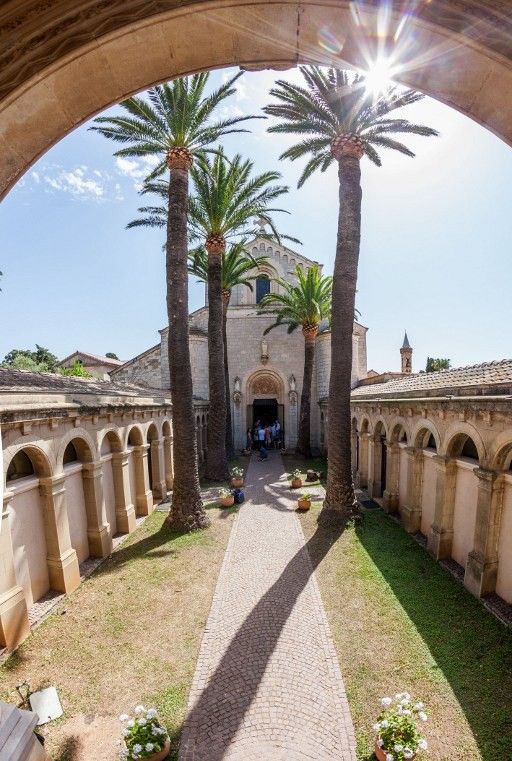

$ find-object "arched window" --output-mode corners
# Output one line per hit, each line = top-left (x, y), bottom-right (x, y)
(256, 274), (270, 304)
(6, 450), (35, 482)
(63, 441), (78, 464)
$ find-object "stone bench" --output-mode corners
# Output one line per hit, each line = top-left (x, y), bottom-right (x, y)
(0, 702), (50, 761)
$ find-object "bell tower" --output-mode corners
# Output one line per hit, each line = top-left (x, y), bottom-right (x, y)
(400, 331), (413, 374)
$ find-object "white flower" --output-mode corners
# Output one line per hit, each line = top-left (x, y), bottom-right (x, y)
(418, 738), (428, 750)
(402, 709), (411, 716)
(121, 729), (130, 737)
(403, 692), (411, 700)
(395, 693), (402, 700)
(138, 718), (147, 726)
(145, 744), (154, 752)
(134, 705), (145, 715)
(400, 697), (410, 705)
(414, 702), (424, 711)
(404, 750), (414, 759)
(127, 720), (135, 728)
(377, 739), (384, 747)
(132, 745), (142, 754)
(146, 708), (158, 719)
(386, 754), (394, 761)
(397, 706), (403, 715)
(373, 723), (381, 732)
(419, 712), (428, 722)
(381, 697), (392, 707)
(394, 744), (403, 752)
(119, 714), (129, 722)
(380, 719), (389, 728)
(119, 750), (129, 760)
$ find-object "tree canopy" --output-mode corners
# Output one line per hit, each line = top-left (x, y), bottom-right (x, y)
(426, 357), (451, 373)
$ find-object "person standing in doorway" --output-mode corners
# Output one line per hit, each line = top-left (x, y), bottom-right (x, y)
(258, 426), (266, 447)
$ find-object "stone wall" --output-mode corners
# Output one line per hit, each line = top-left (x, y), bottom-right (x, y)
(110, 345), (161, 389)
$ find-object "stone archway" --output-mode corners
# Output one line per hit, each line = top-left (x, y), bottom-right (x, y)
(245, 369), (289, 448)
(3, 1), (512, 198)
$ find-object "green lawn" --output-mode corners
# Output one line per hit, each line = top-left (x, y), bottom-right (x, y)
(0, 509), (236, 761)
(301, 506), (512, 761)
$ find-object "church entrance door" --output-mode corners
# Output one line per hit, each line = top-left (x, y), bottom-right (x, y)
(252, 398), (278, 428)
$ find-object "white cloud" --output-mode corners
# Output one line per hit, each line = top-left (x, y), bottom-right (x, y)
(115, 155), (160, 188)
(37, 163), (122, 201)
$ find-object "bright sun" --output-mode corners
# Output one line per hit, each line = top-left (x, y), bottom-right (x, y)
(363, 57), (397, 96)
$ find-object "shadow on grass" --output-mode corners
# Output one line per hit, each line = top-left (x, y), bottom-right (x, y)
(54, 735), (81, 761)
(352, 511), (512, 761)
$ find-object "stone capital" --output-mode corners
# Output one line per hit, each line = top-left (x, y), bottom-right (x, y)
(473, 467), (502, 486)
(39, 473), (66, 495)
(82, 461), (103, 478)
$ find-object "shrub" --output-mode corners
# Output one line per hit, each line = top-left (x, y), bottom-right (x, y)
(119, 705), (169, 760)
(373, 694), (428, 761)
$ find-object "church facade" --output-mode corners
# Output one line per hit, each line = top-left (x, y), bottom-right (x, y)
(111, 236), (368, 453)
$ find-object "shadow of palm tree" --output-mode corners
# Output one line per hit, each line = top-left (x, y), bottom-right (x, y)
(355, 512), (512, 761)
(178, 520), (344, 760)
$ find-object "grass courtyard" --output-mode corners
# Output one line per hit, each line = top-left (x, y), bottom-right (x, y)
(1, 461), (511, 761)
(0, 507), (236, 761)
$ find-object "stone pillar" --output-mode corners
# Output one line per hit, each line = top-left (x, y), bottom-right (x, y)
(464, 469), (504, 598)
(132, 445), (153, 516)
(359, 433), (370, 489)
(150, 440), (167, 500)
(383, 441), (400, 513)
(351, 427), (358, 478)
(111, 451), (137, 534)
(38, 475), (80, 594)
(427, 455), (458, 559)
(163, 435), (174, 491)
(366, 436), (375, 495)
(81, 462), (112, 558)
(0, 492), (30, 649)
(401, 447), (424, 533)
(288, 390), (298, 450)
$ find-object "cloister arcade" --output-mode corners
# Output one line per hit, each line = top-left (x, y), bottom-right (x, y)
(0, 377), (180, 650)
(346, 399), (512, 608)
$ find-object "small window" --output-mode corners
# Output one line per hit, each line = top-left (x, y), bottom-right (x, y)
(6, 450), (35, 482)
(256, 275), (270, 304)
(63, 441), (78, 464)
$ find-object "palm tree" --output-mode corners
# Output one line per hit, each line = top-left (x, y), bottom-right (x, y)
(188, 150), (290, 480)
(258, 265), (332, 457)
(264, 66), (438, 526)
(91, 72), (256, 531)
(188, 242), (269, 458)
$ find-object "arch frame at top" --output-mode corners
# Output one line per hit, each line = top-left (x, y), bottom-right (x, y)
(2, 0), (512, 199)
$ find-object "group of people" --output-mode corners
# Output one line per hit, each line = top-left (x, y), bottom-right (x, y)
(245, 419), (282, 460)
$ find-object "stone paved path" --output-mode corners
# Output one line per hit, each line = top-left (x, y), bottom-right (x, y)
(179, 453), (356, 761)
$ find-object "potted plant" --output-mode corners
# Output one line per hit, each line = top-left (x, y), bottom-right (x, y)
(119, 705), (170, 761)
(373, 694), (428, 761)
(290, 468), (303, 488)
(297, 493), (312, 511)
(231, 466), (244, 488)
(218, 487), (235, 508)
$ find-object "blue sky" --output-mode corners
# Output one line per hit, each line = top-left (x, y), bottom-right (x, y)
(1, 66), (511, 373)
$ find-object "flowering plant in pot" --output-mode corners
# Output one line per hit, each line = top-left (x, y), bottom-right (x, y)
(231, 466), (244, 487)
(119, 706), (170, 760)
(218, 487), (235, 507)
(297, 492), (312, 510)
(290, 469), (303, 488)
(373, 694), (428, 761)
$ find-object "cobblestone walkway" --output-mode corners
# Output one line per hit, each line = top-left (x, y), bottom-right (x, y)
(180, 453), (356, 761)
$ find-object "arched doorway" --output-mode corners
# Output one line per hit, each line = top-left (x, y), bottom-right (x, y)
(246, 370), (286, 448)
(3, 2), (512, 200)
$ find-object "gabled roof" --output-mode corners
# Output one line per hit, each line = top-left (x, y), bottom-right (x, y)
(109, 344), (160, 375)
(245, 235), (321, 269)
(352, 359), (512, 400)
(58, 350), (124, 367)
(0, 367), (165, 398)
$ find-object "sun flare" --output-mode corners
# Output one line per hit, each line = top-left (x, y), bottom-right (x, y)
(363, 57), (397, 96)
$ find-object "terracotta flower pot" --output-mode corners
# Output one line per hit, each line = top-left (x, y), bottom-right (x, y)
(220, 495), (235, 507)
(291, 478), (302, 489)
(147, 739), (171, 761)
(374, 740), (415, 761)
(231, 477), (244, 488)
(297, 498), (311, 511)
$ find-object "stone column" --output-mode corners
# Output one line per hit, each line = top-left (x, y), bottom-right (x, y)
(38, 475), (80, 594)
(401, 447), (424, 533)
(150, 440), (167, 500)
(163, 435), (174, 491)
(111, 451), (137, 534)
(366, 436), (376, 495)
(81, 462), (112, 558)
(351, 427), (358, 478)
(132, 444), (153, 516)
(0, 492), (30, 649)
(464, 469), (504, 598)
(383, 441), (400, 513)
(359, 432), (370, 489)
(288, 391), (298, 450)
(427, 455), (458, 559)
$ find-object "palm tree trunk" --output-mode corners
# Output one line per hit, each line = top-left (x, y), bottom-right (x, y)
(223, 295), (234, 459)
(165, 163), (210, 531)
(205, 249), (229, 481)
(319, 154), (361, 528)
(296, 329), (316, 458)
